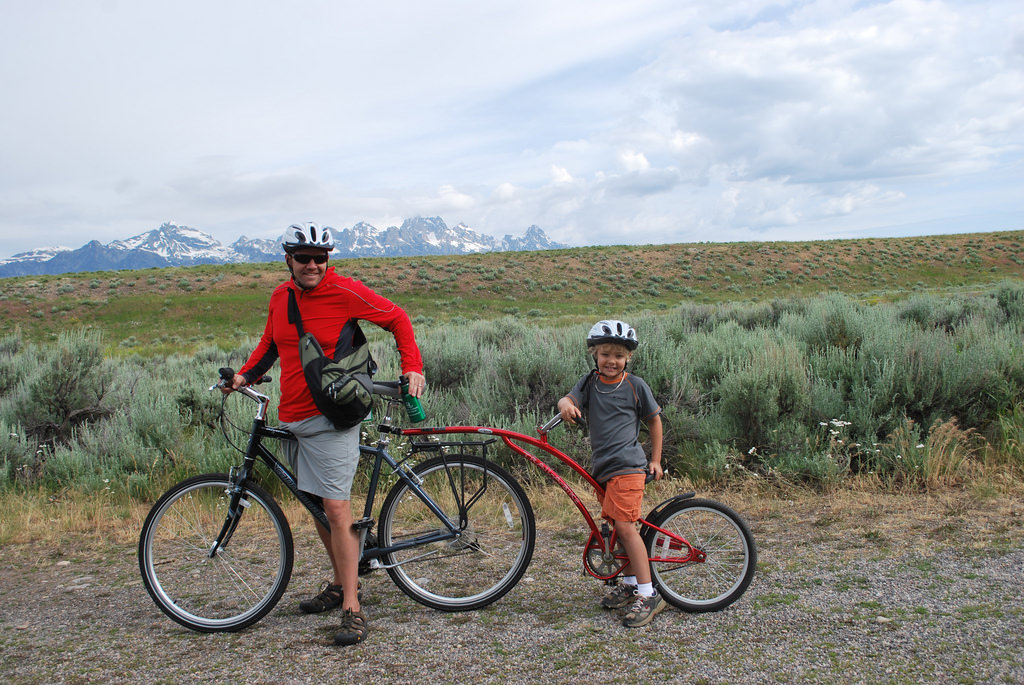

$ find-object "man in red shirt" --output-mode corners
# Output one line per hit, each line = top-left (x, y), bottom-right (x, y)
(227, 222), (426, 646)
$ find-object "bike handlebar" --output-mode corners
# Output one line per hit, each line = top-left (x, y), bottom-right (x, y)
(538, 414), (563, 434)
(214, 367), (271, 390)
(370, 380), (402, 398)
(214, 367), (403, 399)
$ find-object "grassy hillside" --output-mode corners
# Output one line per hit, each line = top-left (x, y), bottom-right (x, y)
(1, 230), (1022, 354)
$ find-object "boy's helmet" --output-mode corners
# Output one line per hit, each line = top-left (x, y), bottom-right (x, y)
(587, 320), (638, 350)
(283, 222), (334, 252)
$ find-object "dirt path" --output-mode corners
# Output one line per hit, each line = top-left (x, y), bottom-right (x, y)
(1, 491), (1022, 684)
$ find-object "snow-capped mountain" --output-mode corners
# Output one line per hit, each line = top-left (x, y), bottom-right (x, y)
(229, 235), (280, 262)
(0, 245), (73, 267)
(0, 218), (566, 277)
(109, 223), (237, 263)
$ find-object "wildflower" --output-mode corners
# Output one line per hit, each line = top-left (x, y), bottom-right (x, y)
(819, 422), (828, 427)
(916, 444), (925, 449)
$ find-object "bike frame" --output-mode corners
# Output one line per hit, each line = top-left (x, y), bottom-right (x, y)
(219, 381), (701, 581)
(401, 419), (703, 581)
(215, 384), (471, 570)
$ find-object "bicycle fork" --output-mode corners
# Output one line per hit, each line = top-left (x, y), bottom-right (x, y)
(206, 465), (253, 558)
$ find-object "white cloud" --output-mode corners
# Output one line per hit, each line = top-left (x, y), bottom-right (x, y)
(550, 166), (575, 184)
(619, 151), (651, 173)
(0, 0), (1021, 258)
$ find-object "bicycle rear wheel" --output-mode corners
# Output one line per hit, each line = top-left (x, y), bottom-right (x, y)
(377, 455), (535, 611)
(643, 498), (756, 612)
(138, 473), (294, 632)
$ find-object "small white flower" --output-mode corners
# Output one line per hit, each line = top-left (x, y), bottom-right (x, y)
(916, 444), (925, 449)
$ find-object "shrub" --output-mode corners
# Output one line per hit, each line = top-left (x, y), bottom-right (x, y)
(3, 329), (113, 446)
(0, 420), (36, 487)
(4, 284), (1024, 495)
(865, 418), (979, 490)
(995, 402), (1024, 469)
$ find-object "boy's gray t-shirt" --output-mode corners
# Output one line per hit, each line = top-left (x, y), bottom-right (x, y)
(567, 371), (661, 485)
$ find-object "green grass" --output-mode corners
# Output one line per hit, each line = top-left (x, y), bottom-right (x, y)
(2, 230), (1021, 354)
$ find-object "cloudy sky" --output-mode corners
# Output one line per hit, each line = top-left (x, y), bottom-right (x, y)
(1, 0), (1022, 259)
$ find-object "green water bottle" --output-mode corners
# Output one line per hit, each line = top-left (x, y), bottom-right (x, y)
(400, 375), (426, 423)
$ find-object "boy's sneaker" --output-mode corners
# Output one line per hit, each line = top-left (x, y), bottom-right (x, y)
(621, 591), (665, 628)
(601, 583), (638, 610)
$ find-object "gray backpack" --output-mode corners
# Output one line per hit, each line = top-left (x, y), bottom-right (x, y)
(288, 289), (377, 429)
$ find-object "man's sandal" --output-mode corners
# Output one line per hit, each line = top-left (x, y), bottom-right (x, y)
(333, 609), (368, 646)
(299, 582), (343, 614)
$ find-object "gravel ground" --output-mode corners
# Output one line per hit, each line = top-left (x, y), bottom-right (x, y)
(1, 490), (1022, 684)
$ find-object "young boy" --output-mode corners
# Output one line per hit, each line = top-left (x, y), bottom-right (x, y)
(557, 319), (665, 628)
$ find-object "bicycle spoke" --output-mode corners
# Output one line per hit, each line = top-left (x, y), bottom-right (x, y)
(645, 499), (756, 612)
(139, 475), (294, 632)
(378, 456), (534, 611)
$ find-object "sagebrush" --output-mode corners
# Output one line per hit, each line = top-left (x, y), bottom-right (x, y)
(1, 283), (1022, 497)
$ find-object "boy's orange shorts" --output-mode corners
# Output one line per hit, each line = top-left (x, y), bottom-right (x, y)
(596, 472), (647, 523)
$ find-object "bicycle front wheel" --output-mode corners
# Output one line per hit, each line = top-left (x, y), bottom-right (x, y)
(644, 498), (756, 612)
(377, 455), (535, 611)
(138, 473), (294, 632)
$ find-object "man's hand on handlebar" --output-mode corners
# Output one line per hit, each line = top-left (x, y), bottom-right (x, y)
(403, 371), (426, 398)
(223, 374), (247, 394)
(215, 367), (251, 395)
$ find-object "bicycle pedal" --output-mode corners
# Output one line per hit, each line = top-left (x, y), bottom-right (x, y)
(353, 517), (375, 530)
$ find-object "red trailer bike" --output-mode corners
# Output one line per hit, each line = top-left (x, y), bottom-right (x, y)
(402, 413), (757, 613)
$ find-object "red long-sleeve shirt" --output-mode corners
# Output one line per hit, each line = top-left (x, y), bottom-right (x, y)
(239, 268), (424, 423)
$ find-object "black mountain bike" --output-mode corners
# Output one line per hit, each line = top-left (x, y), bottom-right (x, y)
(138, 369), (536, 632)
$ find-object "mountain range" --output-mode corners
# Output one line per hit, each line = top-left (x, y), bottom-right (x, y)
(0, 218), (566, 277)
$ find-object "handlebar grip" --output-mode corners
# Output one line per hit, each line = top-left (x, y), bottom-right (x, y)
(539, 415), (563, 434)
(218, 367), (235, 381)
(371, 381), (402, 398)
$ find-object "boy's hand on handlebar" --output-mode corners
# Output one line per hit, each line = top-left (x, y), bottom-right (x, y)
(648, 461), (664, 481)
(556, 397), (582, 425)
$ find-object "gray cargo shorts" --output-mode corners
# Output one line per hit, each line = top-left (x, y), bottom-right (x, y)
(280, 414), (361, 501)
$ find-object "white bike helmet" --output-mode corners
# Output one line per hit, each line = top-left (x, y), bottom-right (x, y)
(586, 319), (638, 350)
(282, 222), (334, 252)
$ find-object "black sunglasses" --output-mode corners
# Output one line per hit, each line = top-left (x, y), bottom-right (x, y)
(291, 253), (329, 264)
